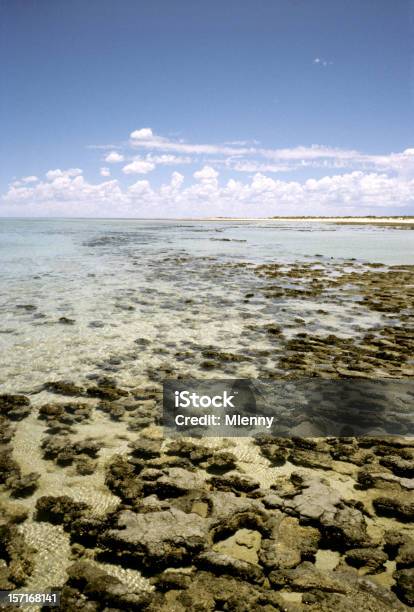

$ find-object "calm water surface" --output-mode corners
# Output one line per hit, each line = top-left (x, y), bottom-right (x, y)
(1, 219), (412, 392)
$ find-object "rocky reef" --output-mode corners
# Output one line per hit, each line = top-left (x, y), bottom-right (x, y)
(0, 256), (413, 610)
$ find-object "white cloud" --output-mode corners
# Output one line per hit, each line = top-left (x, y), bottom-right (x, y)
(4, 167), (413, 217)
(105, 151), (124, 163)
(45, 168), (82, 180)
(230, 160), (292, 173)
(313, 57), (332, 67)
(145, 153), (192, 165)
(128, 179), (152, 194)
(130, 127), (253, 156)
(11, 175), (39, 187)
(130, 128), (154, 140)
(4, 128), (414, 217)
(170, 171), (184, 189)
(127, 128), (414, 177)
(193, 165), (219, 182)
(122, 160), (155, 174)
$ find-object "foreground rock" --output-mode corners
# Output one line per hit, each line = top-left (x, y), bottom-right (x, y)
(0, 394), (31, 420)
(99, 507), (209, 570)
(55, 560), (152, 611)
(0, 525), (35, 589)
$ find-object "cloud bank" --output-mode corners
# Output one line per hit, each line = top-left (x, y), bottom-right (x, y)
(2, 128), (414, 217)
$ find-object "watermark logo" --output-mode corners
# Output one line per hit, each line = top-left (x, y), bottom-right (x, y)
(174, 390), (236, 409)
(163, 378), (414, 438)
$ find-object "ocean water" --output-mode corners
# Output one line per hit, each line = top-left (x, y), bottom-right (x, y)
(1, 218), (413, 393)
(1, 218), (413, 604)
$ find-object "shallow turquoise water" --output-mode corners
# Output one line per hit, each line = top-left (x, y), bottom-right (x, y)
(0, 219), (412, 392)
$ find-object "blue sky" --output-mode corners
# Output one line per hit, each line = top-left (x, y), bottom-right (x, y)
(1, 0), (414, 217)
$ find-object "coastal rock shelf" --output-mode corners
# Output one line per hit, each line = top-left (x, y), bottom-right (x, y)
(1, 224), (413, 610)
(1, 383), (414, 609)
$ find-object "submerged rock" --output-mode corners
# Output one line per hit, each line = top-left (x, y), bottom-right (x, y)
(259, 514), (320, 570)
(58, 560), (152, 610)
(58, 316), (75, 325)
(44, 381), (85, 396)
(0, 448), (20, 485)
(195, 550), (264, 584)
(35, 495), (90, 528)
(0, 394), (31, 420)
(87, 380), (128, 401)
(0, 500), (28, 525)
(373, 496), (414, 521)
(99, 507), (209, 570)
(41, 435), (100, 466)
(0, 525), (35, 589)
(8, 471), (40, 498)
(39, 401), (92, 424)
(393, 567), (414, 606)
(276, 473), (370, 550)
(105, 455), (144, 502)
(344, 547), (387, 573)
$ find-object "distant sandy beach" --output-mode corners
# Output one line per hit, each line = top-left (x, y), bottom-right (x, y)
(200, 216), (414, 225)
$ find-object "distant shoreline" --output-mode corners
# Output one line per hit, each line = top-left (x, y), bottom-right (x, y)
(200, 216), (414, 225)
(1, 216), (414, 225)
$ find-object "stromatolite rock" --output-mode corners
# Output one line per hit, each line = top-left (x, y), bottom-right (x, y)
(395, 537), (414, 568)
(379, 454), (414, 479)
(0, 500), (28, 526)
(86, 379), (128, 401)
(393, 568), (414, 606)
(166, 439), (214, 464)
(144, 467), (205, 499)
(269, 560), (347, 593)
(0, 394), (31, 420)
(41, 435), (100, 465)
(211, 527), (262, 564)
(151, 568), (193, 591)
(281, 473), (342, 520)
(373, 495), (414, 521)
(75, 456), (97, 475)
(269, 562), (406, 610)
(344, 547), (387, 573)
(0, 415), (15, 444)
(0, 525), (35, 589)
(253, 435), (290, 465)
(8, 471), (40, 498)
(44, 381), (85, 396)
(57, 560), (152, 611)
(195, 550), (264, 584)
(38, 402), (92, 424)
(275, 473), (370, 549)
(320, 505), (371, 550)
(259, 514), (320, 570)
(208, 473), (260, 494)
(97, 401), (125, 420)
(201, 450), (237, 473)
(58, 316), (75, 325)
(288, 448), (333, 471)
(146, 570), (301, 612)
(0, 450), (38, 497)
(0, 449), (20, 485)
(99, 507), (209, 569)
(208, 490), (267, 527)
(105, 454), (144, 502)
(35, 495), (90, 528)
(129, 437), (162, 459)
